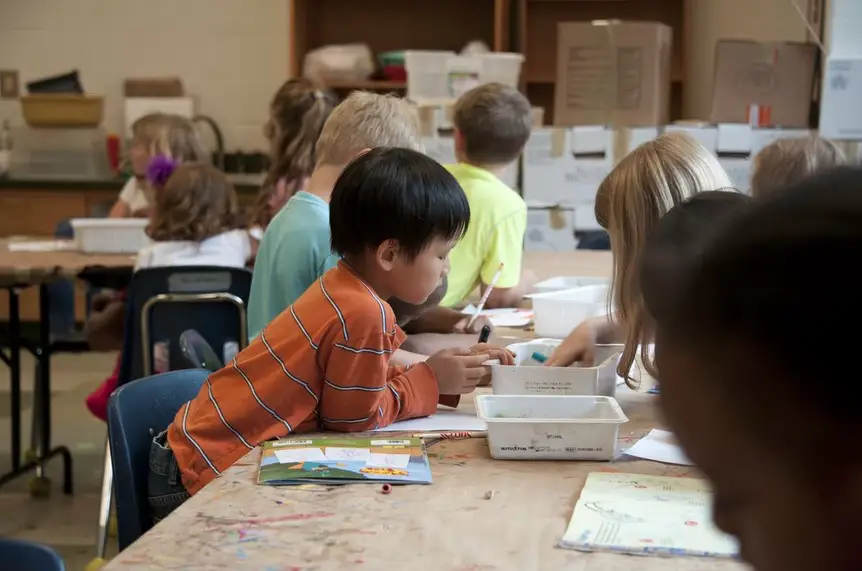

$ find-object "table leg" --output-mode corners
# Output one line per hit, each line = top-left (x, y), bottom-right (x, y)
(9, 288), (21, 470)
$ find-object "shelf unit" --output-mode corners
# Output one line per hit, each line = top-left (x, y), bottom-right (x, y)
(516, 0), (687, 125)
(289, 0), (512, 96)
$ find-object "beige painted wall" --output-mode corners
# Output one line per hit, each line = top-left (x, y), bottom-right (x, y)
(0, 0), (289, 151)
(684, 0), (820, 120)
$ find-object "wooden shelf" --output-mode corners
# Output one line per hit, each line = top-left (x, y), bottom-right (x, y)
(290, 0), (511, 82)
(322, 79), (406, 91)
(516, 0), (686, 125)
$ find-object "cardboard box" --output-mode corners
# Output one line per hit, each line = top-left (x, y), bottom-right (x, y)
(554, 21), (672, 127)
(710, 40), (817, 128)
(820, 58), (862, 140)
(522, 126), (660, 206)
(526, 207), (576, 252)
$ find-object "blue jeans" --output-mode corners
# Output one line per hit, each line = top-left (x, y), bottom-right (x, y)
(148, 430), (190, 522)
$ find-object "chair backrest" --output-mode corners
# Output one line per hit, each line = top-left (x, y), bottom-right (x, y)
(117, 266), (251, 386)
(0, 538), (65, 571)
(107, 369), (209, 551)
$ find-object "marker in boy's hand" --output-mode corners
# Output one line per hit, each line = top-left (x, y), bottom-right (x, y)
(452, 314), (493, 335)
(426, 344), (514, 395)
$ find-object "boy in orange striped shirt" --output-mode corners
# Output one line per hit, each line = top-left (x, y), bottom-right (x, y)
(148, 148), (513, 519)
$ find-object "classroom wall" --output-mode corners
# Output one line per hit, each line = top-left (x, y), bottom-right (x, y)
(683, 0), (820, 120)
(0, 0), (290, 150)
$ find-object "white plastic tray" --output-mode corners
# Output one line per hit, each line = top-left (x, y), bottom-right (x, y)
(71, 217), (149, 254)
(531, 285), (611, 338)
(531, 276), (609, 295)
(476, 394), (628, 461)
(491, 339), (622, 397)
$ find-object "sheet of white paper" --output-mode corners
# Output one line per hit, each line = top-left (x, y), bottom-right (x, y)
(7, 240), (76, 252)
(625, 429), (693, 466)
(366, 453), (411, 469)
(373, 409), (487, 433)
(324, 446), (372, 462)
(461, 304), (534, 328)
(274, 447), (328, 464)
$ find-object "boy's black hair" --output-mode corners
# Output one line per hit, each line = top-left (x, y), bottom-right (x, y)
(657, 167), (862, 419)
(329, 147), (470, 259)
(640, 190), (752, 325)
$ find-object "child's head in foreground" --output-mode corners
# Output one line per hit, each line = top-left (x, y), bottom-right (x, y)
(253, 79), (337, 227)
(148, 162), (241, 243)
(453, 82), (532, 168)
(315, 92), (424, 171)
(750, 135), (846, 198)
(595, 131), (733, 384)
(642, 166), (862, 571)
(329, 147), (469, 306)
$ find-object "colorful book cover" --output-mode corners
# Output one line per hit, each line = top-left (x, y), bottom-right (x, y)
(560, 472), (739, 559)
(258, 436), (433, 486)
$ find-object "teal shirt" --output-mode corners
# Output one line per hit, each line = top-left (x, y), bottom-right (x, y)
(247, 191), (339, 338)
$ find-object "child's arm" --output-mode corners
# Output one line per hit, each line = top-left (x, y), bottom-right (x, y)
(319, 317), (439, 432)
(481, 208), (531, 309)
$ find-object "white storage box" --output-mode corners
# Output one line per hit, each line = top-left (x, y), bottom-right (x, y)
(531, 285), (610, 338)
(71, 218), (149, 254)
(405, 50), (524, 102)
(492, 339), (622, 397)
(533, 276), (609, 294)
(476, 395), (628, 461)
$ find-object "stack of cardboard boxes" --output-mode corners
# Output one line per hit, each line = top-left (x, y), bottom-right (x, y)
(521, 21), (819, 252)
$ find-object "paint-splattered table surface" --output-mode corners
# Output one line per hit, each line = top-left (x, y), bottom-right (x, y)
(106, 387), (744, 571)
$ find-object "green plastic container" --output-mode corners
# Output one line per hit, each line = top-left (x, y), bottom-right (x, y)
(378, 50), (406, 68)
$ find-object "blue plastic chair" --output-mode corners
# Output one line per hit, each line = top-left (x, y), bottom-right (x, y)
(0, 538), (65, 571)
(107, 369), (209, 551)
(94, 266), (251, 561)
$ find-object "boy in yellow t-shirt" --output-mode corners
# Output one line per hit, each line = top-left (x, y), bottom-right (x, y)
(441, 83), (534, 309)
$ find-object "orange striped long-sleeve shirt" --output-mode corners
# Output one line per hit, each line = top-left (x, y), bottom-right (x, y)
(167, 263), (440, 494)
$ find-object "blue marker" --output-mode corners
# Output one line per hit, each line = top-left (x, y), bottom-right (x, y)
(531, 351), (548, 363)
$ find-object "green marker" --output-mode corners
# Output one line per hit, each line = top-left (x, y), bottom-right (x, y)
(531, 351), (548, 363)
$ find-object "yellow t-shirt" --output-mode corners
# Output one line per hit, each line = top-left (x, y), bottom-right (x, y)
(441, 163), (527, 307)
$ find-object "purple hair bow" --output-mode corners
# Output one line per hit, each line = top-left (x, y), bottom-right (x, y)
(146, 155), (179, 187)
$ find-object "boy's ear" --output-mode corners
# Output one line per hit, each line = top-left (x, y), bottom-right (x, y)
(453, 129), (465, 154)
(375, 239), (399, 271)
(352, 148), (373, 161)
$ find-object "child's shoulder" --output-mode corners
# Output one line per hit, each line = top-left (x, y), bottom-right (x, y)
(305, 267), (398, 335)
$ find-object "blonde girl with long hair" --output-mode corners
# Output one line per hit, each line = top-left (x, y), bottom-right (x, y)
(248, 78), (336, 239)
(544, 132), (733, 387)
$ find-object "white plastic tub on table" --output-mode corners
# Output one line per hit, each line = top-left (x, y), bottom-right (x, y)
(70, 218), (149, 254)
(475, 394), (628, 461)
(531, 285), (611, 338)
(491, 339), (622, 397)
(532, 276), (609, 295)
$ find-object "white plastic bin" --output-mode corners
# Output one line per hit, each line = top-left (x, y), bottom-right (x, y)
(405, 50), (524, 102)
(491, 339), (622, 397)
(71, 218), (149, 254)
(532, 276), (609, 295)
(476, 395), (628, 461)
(532, 285), (611, 338)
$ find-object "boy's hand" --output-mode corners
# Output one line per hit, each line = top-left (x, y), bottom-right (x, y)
(452, 314), (493, 334)
(426, 344), (515, 395)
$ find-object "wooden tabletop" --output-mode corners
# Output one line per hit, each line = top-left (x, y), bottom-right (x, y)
(105, 388), (742, 571)
(0, 238), (134, 285)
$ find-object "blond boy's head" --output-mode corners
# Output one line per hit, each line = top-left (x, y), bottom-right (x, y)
(453, 83), (532, 166)
(751, 136), (847, 198)
(315, 92), (424, 167)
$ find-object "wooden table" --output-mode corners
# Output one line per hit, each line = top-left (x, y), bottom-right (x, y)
(0, 239), (134, 493)
(105, 250), (741, 570)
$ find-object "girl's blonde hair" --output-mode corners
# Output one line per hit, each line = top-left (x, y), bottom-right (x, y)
(132, 113), (206, 163)
(750, 136), (847, 198)
(148, 163), (241, 242)
(595, 131), (733, 388)
(251, 78), (337, 228)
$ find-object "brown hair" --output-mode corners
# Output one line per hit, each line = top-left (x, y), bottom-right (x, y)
(453, 83), (532, 165)
(750, 136), (847, 198)
(148, 163), (241, 242)
(132, 114), (207, 205)
(315, 92), (424, 166)
(251, 79), (337, 228)
(596, 132), (733, 388)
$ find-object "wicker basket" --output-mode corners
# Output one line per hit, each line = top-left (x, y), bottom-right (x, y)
(21, 94), (104, 128)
